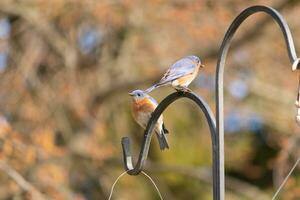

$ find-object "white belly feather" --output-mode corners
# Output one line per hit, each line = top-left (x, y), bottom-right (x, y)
(136, 111), (163, 135)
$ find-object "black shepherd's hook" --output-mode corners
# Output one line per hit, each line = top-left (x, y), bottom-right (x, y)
(215, 5), (300, 200)
(121, 92), (218, 195)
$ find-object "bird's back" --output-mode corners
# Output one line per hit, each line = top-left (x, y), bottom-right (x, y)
(160, 57), (198, 84)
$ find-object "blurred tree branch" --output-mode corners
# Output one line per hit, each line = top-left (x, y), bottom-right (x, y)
(203, 0), (299, 60)
(273, 135), (300, 188)
(0, 161), (48, 200)
(0, 1), (77, 69)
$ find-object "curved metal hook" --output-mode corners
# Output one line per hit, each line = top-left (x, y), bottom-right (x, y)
(215, 5), (300, 200)
(121, 91), (220, 198)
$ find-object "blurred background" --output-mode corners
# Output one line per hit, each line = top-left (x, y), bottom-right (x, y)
(0, 0), (299, 199)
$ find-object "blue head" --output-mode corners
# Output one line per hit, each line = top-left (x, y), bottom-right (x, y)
(186, 55), (204, 68)
(129, 89), (148, 101)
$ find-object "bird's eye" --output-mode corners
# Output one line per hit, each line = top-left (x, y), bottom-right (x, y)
(137, 93), (141, 97)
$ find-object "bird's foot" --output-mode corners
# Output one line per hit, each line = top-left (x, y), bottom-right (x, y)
(175, 86), (192, 93)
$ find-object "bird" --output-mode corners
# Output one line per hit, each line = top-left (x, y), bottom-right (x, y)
(146, 55), (204, 93)
(129, 89), (169, 150)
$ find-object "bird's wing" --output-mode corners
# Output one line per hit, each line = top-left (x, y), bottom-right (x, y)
(146, 97), (166, 133)
(162, 123), (169, 134)
(159, 58), (197, 84)
(148, 96), (158, 107)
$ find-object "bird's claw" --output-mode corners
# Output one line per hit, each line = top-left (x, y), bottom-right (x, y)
(176, 87), (192, 93)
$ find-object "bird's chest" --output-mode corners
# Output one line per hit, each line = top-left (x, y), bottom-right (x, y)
(133, 109), (151, 128)
(136, 111), (151, 124)
(132, 102), (154, 127)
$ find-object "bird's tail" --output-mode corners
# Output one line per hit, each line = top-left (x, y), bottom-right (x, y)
(155, 130), (169, 151)
(146, 80), (171, 93)
(145, 84), (159, 93)
(162, 123), (169, 134)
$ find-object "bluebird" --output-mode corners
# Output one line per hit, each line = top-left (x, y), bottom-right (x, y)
(146, 55), (204, 93)
(129, 90), (169, 150)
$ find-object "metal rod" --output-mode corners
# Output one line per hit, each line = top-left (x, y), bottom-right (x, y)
(216, 5), (300, 200)
(121, 91), (218, 197)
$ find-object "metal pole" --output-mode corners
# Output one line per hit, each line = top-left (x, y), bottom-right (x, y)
(216, 5), (300, 200)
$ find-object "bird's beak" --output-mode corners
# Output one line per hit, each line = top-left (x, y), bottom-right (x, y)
(128, 92), (134, 96)
(200, 64), (205, 68)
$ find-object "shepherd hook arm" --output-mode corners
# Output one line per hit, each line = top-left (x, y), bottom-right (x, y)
(121, 91), (220, 198)
(215, 5), (300, 200)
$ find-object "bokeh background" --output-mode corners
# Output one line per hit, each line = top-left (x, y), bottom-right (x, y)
(0, 0), (299, 199)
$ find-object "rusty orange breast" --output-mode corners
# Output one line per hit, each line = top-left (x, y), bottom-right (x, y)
(132, 98), (156, 114)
